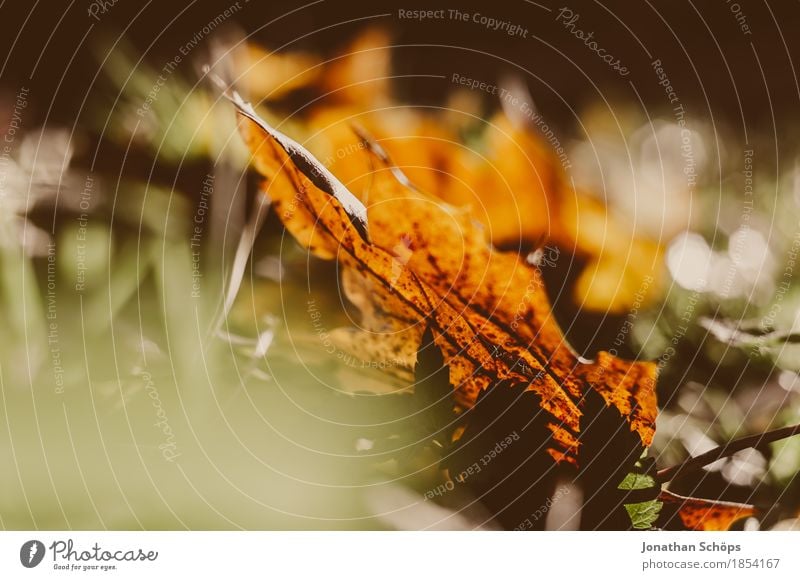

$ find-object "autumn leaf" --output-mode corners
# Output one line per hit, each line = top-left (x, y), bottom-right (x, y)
(230, 90), (658, 528)
(658, 489), (757, 531)
(237, 45), (322, 101)
(237, 28), (664, 314)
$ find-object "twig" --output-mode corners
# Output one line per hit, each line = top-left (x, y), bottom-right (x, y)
(657, 423), (800, 483)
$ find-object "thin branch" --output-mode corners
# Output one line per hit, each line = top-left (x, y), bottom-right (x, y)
(657, 423), (800, 483)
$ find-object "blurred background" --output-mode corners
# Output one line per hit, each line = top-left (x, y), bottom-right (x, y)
(1, 0), (799, 529)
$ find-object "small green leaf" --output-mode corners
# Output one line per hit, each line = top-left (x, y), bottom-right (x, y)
(618, 472), (656, 491)
(625, 500), (663, 530)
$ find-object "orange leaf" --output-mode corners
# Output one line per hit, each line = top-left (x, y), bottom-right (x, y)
(231, 93), (658, 468)
(659, 489), (757, 531)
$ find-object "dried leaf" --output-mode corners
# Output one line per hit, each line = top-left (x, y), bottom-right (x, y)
(232, 94), (659, 527)
(235, 29), (665, 313)
(658, 489), (757, 531)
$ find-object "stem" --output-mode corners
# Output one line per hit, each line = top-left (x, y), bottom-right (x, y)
(657, 423), (800, 483)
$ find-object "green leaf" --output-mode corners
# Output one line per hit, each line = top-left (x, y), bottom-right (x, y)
(619, 461), (661, 529)
(618, 472), (656, 491)
(625, 500), (663, 530)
